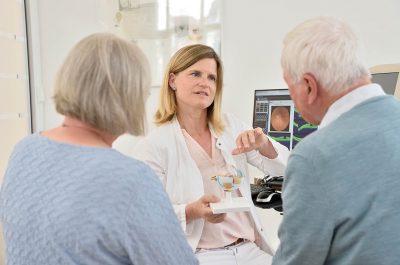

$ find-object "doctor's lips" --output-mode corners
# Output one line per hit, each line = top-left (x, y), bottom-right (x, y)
(194, 91), (209, 96)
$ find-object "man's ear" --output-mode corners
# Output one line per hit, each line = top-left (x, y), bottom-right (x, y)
(168, 73), (176, 89)
(303, 73), (319, 105)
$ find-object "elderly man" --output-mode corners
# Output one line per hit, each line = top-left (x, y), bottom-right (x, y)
(273, 16), (400, 265)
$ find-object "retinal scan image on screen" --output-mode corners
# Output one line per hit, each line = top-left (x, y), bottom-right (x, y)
(253, 89), (317, 150)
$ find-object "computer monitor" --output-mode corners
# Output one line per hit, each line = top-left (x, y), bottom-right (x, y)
(253, 89), (317, 150)
(370, 64), (400, 99)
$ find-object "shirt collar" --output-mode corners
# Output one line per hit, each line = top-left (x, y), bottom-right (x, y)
(319, 83), (385, 129)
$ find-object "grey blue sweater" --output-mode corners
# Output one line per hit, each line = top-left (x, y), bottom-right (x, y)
(273, 96), (400, 265)
(1, 133), (198, 265)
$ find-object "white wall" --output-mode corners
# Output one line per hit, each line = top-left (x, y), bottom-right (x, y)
(29, 0), (400, 250)
(221, 0), (400, 125)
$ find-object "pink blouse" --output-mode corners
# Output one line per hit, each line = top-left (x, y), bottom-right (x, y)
(182, 129), (255, 249)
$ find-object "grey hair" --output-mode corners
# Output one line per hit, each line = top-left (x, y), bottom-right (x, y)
(53, 32), (150, 136)
(281, 16), (370, 94)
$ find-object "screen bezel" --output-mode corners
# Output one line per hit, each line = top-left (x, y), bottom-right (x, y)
(370, 64), (400, 99)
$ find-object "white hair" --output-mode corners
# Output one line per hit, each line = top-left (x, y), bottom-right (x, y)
(281, 16), (370, 94)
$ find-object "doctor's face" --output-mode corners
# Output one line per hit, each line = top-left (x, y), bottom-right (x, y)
(169, 58), (217, 112)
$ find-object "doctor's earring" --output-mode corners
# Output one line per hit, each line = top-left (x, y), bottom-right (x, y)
(171, 86), (176, 91)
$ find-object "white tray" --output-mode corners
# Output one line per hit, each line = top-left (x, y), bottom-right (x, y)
(210, 197), (251, 214)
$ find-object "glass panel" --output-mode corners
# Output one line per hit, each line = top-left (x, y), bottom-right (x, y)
(0, 0), (31, 183)
(108, 0), (222, 87)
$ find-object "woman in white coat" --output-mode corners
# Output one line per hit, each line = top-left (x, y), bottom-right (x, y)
(134, 44), (289, 265)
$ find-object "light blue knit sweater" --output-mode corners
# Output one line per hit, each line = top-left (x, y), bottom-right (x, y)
(1, 133), (198, 265)
(273, 95), (400, 265)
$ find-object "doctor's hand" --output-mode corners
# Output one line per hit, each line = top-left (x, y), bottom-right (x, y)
(185, 195), (226, 224)
(232, 127), (278, 159)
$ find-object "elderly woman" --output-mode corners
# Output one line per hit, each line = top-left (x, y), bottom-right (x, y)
(0, 33), (198, 265)
(134, 44), (289, 265)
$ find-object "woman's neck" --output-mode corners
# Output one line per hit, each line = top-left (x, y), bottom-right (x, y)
(42, 116), (117, 147)
(62, 117), (116, 147)
(176, 111), (209, 136)
(177, 110), (212, 157)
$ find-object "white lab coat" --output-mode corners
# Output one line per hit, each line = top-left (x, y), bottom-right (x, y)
(133, 113), (289, 254)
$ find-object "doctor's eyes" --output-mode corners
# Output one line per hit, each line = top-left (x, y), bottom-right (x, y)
(190, 72), (201, 77)
(189, 72), (217, 82)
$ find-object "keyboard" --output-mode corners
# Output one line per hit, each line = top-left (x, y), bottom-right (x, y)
(250, 184), (273, 199)
(255, 175), (284, 191)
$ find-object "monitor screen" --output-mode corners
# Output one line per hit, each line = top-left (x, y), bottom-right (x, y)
(253, 89), (317, 150)
(371, 72), (399, 95)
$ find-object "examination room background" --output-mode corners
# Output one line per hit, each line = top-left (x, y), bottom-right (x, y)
(1, 0), (400, 263)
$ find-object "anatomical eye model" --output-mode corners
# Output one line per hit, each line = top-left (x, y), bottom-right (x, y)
(209, 168), (250, 214)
